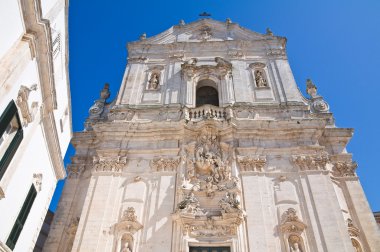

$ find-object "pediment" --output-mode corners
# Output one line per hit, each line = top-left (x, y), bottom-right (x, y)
(137, 18), (270, 45)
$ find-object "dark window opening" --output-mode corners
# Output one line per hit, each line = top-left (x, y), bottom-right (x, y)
(6, 185), (37, 250)
(0, 100), (23, 180)
(196, 86), (219, 107)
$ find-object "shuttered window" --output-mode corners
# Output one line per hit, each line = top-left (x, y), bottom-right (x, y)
(6, 185), (37, 250)
(0, 100), (23, 180)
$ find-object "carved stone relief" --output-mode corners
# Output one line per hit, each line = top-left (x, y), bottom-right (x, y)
(181, 57), (232, 80)
(332, 161), (357, 177)
(93, 156), (127, 173)
(279, 208), (307, 252)
(237, 155), (266, 172)
(16, 84), (38, 126)
(151, 157), (180, 172)
(173, 126), (245, 238)
(292, 154), (329, 171)
(112, 207), (143, 252)
(33, 173), (43, 192)
(347, 218), (363, 252)
(67, 164), (84, 179)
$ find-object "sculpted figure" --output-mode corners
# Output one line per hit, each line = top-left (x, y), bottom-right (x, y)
(148, 73), (159, 89)
(290, 242), (301, 252)
(120, 241), (131, 252)
(255, 69), (268, 87)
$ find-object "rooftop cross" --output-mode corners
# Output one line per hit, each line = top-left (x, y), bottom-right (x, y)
(199, 12), (211, 17)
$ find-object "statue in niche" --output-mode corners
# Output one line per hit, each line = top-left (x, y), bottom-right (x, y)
(120, 241), (131, 252)
(288, 235), (303, 252)
(254, 69), (268, 87)
(148, 73), (159, 90)
(120, 234), (133, 252)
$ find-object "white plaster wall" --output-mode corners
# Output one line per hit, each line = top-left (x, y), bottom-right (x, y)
(0, 0), (24, 60)
(0, 125), (58, 251)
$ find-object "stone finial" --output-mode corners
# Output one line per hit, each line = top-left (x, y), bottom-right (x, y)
(179, 19), (185, 26)
(266, 27), (273, 36)
(226, 18), (232, 25)
(306, 79), (317, 98)
(139, 33), (146, 40)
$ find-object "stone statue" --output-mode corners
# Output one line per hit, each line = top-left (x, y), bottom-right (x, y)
(148, 73), (159, 90)
(255, 70), (267, 87)
(288, 235), (303, 252)
(120, 241), (131, 252)
(89, 83), (110, 119)
(219, 192), (241, 213)
(290, 242), (302, 252)
(177, 193), (200, 214)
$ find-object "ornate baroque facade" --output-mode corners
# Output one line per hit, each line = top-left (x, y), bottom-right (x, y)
(46, 19), (380, 251)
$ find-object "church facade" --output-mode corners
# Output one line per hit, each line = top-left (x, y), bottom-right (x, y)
(45, 19), (380, 252)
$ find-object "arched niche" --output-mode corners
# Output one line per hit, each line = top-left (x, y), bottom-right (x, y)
(196, 79), (219, 107)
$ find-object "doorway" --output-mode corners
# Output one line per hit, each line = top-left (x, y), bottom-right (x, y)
(189, 247), (230, 252)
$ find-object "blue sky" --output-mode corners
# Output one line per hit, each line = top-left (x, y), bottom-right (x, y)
(50, 0), (380, 211)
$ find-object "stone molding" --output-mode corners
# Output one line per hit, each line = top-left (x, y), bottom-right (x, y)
(237, 155), (266, 172)
(151, 157), (180, 172)
(292, 154), (329, 171)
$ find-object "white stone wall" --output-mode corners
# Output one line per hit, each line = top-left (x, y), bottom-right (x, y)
(0, 0), (71, 251)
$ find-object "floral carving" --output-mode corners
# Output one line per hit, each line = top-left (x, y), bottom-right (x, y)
(292, 154), (329, 171)
(151, 157), (180, 172)
(332, 161), (357, 177)
(237, 155), (266, 172)
(93, 156), (127, 173)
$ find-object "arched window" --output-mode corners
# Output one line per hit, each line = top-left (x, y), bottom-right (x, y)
(196, 79), (219, 107)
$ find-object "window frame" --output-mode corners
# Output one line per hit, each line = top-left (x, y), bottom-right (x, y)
(6, 184), (37, 250)
(0, 100), (23, 181)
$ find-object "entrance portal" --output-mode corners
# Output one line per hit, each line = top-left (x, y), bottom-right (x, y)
(189, 247), (230, 252)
